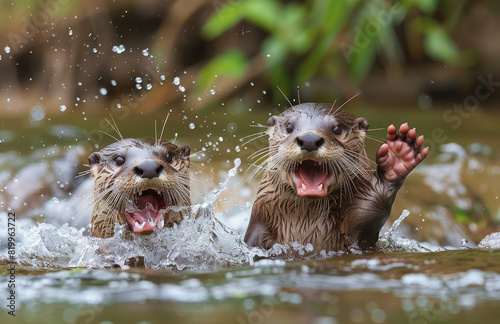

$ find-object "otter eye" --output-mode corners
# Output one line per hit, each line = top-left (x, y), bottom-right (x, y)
(114, 155), (125, 166)
(166, 152), (173, 163)
(286, 123), (294, 133)
(333, 125), (342, 135)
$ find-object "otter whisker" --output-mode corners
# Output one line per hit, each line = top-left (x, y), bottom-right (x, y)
(328, 99), (338, 115)
(75, 170), (92, 178)
(249, 124), (268, 128)
(239, 131), (267, 142)
(99, 130), (121, 143)
(353, 127), (385, 132)
(366, 135), (386, 145)
(158, 113), (170, 146)
(188, 148), (210, 159)
(341, 149), (376, 167)
(240, 133), (269, 147)
(337, 92), (360, 111)
(248, 144), (279, 159)
(276, 85), (293, 108)
(106, 115), (125, 141)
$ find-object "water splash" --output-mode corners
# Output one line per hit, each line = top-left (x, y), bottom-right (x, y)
(377, 210), (433, 252)
(8, 158), (344, 270)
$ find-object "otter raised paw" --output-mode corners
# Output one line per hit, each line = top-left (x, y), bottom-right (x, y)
(87, 139), (191, 238)
(376, 123), (429, 182)
(244, 103), (427, 252)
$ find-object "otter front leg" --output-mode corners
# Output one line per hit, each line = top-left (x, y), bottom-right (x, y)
(245, 201), (275, 249)
(345, 123), (428, 249)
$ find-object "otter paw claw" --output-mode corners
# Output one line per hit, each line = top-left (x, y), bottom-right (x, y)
(376, 123), (429, 182)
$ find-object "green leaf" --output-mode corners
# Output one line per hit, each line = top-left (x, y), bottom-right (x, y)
(202, 0), (280, 39)
(261, 36), (288, 67)
(424, 25), (460, 65)
(347, 38), (377, 83)
(243, 0), (281, 32)
(197, 50), (248, 90)
(412, 0), (437, 14)
(202, 1), (245, 39)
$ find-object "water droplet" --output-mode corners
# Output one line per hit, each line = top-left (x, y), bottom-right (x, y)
(173, 77), (180, 85)
(59, 105), (67, 112)
(189, 123), (195, 130)
(30, 106), (45, 121)
(142, 48), (149, 56)
(112, 44), (125, 54)
(160, 75), (166, 81)
(219, 137), (224, 142)
(210, 89), (215, 95)
(235, 145), (241, 152)
(111, 79), (117, 86)
(93, 48), (98, 53)
(116, 103), (122, 109)
(136, 84), (142, 90)
(146, 83), (152, 90)
(135, 77), (142, 83)
(179, 85), (185, 92)
(4, 46), (11, 54)
(99, 88), (107, 95)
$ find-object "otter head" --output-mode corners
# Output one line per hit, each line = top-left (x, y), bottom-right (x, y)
(88, 138), (190, 238)
(266, 103), (370, 200)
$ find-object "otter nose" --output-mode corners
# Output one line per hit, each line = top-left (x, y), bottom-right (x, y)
(135, 160), (163, 179)
(296, 132), (325, 152)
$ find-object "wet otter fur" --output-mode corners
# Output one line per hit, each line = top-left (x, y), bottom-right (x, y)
(88, 138), (191, 238)
(244, 103), (428, 251)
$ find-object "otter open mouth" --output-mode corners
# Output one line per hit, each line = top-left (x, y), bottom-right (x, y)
(125, 189), (169, 234)
(293, 160), (331, 198)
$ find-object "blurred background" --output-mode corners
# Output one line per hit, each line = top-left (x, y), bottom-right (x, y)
(0, 0), (500, 246)
(1, 0), (500, 113)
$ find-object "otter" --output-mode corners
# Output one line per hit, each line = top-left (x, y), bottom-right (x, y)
(87, 138), (191, 238)
(244, 103), (428, 251)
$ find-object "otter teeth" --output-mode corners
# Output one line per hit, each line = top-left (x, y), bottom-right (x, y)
(300, 183), (324, 191)
(135, 221), (146, 229)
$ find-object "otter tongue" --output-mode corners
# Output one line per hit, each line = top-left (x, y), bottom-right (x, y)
(127, 192), (162, 234)
(136, 193), (159, 211)
(296, 160), (329, 197)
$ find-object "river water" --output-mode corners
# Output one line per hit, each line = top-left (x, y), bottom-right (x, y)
(0, 105), (500, 324)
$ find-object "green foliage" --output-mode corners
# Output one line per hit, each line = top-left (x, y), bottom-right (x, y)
(197, 50), (248, 90)
(200, 0), (467, 98)
(453, 206), (470, 223)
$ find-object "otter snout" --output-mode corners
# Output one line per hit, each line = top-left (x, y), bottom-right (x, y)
(296, 132), (324, 152)
(135, 160), (163, 179)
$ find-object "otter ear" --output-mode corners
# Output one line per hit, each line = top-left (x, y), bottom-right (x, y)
(267, 116), (277, 127)
(179, 145), (190, 159)
(88, 152), (101, 166)
(355, 117), (369, 131)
